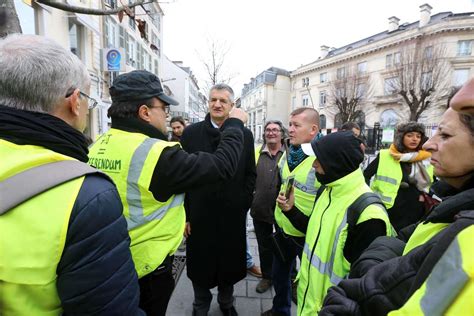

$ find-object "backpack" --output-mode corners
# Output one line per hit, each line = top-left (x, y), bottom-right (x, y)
(315, 186), (385, 230)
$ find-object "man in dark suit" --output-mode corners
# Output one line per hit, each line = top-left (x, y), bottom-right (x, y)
(181, 84), (257, 316)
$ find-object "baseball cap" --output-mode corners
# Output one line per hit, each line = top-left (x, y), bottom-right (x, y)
(109, 70), (179, 105)
(301, 140), (317, 157)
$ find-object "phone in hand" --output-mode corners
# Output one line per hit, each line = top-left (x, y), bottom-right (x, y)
(285, 176), (295, 199)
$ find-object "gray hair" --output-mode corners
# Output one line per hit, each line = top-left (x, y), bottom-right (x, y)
(209, 83), (234, 103)
(0, 34), (90, 113)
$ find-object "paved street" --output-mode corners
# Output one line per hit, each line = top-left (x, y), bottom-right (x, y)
(167, 219), (297, 315)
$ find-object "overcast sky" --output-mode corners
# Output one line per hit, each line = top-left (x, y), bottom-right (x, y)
(162, 0), (474, 96)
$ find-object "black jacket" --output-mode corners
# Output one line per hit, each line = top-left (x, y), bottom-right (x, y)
(109, 116), (245, 203)
(181, 114), (256, 288)
(320, 181), (474, 316)
(0, 105), (143, 315)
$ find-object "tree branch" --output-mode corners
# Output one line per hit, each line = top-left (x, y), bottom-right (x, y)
(35, 0), (155, 16)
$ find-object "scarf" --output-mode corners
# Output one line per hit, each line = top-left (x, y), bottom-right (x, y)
(0, 105), (89, 162)
(287, 145), (307, 171)
(389, 144), (431, 162)
(389, 144), (432, 192)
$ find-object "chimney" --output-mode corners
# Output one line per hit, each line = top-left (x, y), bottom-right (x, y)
(320, 45), (329, 58)
(388, 16), (400, 32)
(419, 3), (433, 27)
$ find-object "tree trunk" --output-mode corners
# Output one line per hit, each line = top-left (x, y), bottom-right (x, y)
(0, 0), (22, 38)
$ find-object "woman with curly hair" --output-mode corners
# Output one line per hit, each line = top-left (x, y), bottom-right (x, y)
(364, 122), (434, 232)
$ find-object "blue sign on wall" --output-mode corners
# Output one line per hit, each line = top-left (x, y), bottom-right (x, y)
(106, 49), (121, 71)
(102, 48), (125, 72)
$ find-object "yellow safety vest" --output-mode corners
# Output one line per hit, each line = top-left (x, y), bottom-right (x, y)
(297, 169), (393, 315)
(0, 140), (83, 316)
(274, 153), (319, 237)
(88, 128), (185, 278)
(255, 144), (263, 163)
(390, 225), (474, 316)
(403, 221), (449, 255)
(371, 149), (433, 209)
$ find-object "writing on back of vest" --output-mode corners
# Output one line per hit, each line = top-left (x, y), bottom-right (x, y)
(89, 157), (122, 171)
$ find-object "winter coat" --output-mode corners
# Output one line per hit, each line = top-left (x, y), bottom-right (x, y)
(59, 174), (144, 315)
(181, 114), (256, 288)
(319, 181), (474, 316)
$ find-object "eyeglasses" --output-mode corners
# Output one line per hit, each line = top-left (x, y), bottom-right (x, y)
(79, 91), (98, 110)
(149, 104), (170, 114)
(265, 128), (281, 134)
(65, 88), (98, 110)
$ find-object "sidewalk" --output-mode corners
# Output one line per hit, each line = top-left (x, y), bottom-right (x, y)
(167, 220), (297, 315)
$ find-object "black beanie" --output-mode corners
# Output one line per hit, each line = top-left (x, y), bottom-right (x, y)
(306, 131), (364, 185)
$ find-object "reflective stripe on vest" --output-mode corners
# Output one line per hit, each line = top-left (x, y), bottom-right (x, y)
(275, 154), (318, 237)
(126, 138), (184, 230)
(389, 226), (474, 316)
(370, 149), (401, 209)
(302, 209), (347, 286)
(297, 169), (393, 315)
(89, 129), (185, 278)
(0, 140), (82, 316)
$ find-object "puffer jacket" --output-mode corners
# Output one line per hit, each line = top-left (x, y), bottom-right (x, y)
(58, 174), (144, 315)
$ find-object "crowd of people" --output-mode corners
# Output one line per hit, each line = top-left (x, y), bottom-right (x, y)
(1, 33), (473, 316)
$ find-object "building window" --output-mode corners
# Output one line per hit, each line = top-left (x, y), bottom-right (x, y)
(457, 40), (472, 56)
(454, 69), (469, 87)
(386, 54), (392, 68)
(292, 96), (296, 111)
(394, 52), (401, 65)
(119, 25), (125, 49)
(424, 46), (433, 59)
(302, 77), (309, 87)
(104, 0), (117, 8)
(320, 72), (327, 83)
(105, 17), (118, 48)
(336, 67), (345, 79)
(386, 52), (401, 68)
(320, 114), (326, 129)
(380, 109), (399, 127)
(421, 72), (432, 91)
(357, 61), (367, 74)
(384, 77), (398, 95)
(356, 83), (366, 98)
(319, 91), (326, 107)
(154, 59), (159, 75)
(136, 43), (143, 69)
(69, 22), (83, 59)
(127, 36), (136, 66)
(302, 94), (309, 106)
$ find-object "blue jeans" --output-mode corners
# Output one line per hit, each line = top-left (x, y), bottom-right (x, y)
(271, 231), (303, 315)
(246, 239), (254, 269)
(246, 215), (254, 269)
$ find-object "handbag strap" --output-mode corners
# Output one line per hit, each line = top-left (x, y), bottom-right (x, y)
(0, 160), (102, 215)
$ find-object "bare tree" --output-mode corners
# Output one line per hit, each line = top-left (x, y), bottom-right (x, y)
(386, 39), (451, 121)
(0, 0), (156, 38)
(197, 37), (236, 92)
(328, 64), (373, 127)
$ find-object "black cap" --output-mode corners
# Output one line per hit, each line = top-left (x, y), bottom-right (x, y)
(110, 70), (179, 105)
